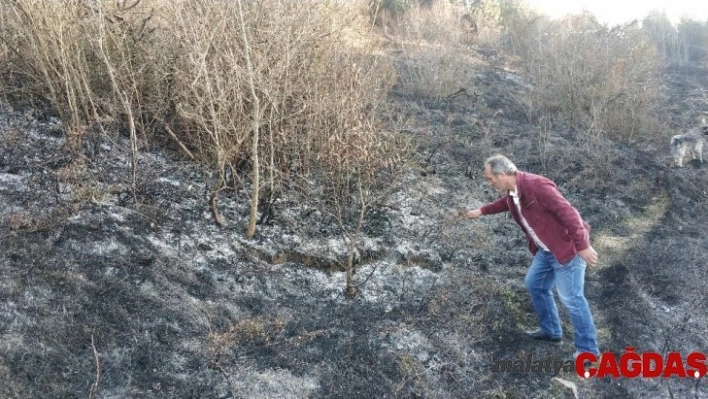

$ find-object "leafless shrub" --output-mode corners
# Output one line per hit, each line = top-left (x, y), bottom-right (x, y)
(0, 1), (100, 145)
(0, 1), (407, 241)
(451, 5), (669, 152)
(643, 12), (708, 66)
(0, 0), (413, 296)
(514, 14), (667, 152)
(461, 0), (544, 53)
(377, 2), (478, 99)
(158, 0), (403, 238)
(385, 1), (467, 44)
(396, 46), (477, 99)
(318, 124), (413, 298)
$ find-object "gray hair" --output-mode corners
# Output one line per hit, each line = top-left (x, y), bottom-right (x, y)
(485, 154), (517, 175)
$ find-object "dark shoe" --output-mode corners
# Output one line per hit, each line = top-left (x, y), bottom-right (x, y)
(525, 329), (562, 344)
(573, 350), (600, 368)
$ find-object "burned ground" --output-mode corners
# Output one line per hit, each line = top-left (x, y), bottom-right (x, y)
(1, 54), (708, 399)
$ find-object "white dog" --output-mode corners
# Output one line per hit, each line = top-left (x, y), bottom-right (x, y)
(670, 122), (708, 167)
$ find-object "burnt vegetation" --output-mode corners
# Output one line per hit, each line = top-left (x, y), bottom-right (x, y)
(1, 0), (708, 398)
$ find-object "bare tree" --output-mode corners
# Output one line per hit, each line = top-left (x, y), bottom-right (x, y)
(235, 0), (262, 238)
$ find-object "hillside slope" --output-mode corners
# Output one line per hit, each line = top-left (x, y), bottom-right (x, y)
(1, 50), (708, 398)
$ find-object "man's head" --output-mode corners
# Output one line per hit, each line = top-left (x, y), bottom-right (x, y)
(484, 154), (517, 192)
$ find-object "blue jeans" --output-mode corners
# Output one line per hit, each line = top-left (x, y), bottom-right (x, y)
(525, 249), (599, 354)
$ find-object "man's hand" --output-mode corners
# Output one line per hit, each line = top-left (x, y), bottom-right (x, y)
(458, 208), (483, 220)
(578, 246), (598, 266)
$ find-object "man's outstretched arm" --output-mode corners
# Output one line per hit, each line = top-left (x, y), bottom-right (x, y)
(460, 208), (483, 219)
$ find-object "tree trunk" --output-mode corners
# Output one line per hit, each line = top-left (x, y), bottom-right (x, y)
(237, 0), (261, 239)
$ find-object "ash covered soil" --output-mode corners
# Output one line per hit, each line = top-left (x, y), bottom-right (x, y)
(1, 54), (708, 399)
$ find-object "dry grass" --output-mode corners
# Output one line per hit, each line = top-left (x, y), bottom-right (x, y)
(395, 44), (477, 99)
(594, 194), (670, 267)
(384, 1), (468, 44)
(378, 2), (480, 99)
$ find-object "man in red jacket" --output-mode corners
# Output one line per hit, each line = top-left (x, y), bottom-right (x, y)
(461, 154), (600, 358)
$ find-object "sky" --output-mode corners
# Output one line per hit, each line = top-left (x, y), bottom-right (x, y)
(524, 0), (708, 26)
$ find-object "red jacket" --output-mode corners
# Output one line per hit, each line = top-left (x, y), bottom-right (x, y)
(480, 171), (591, 264)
